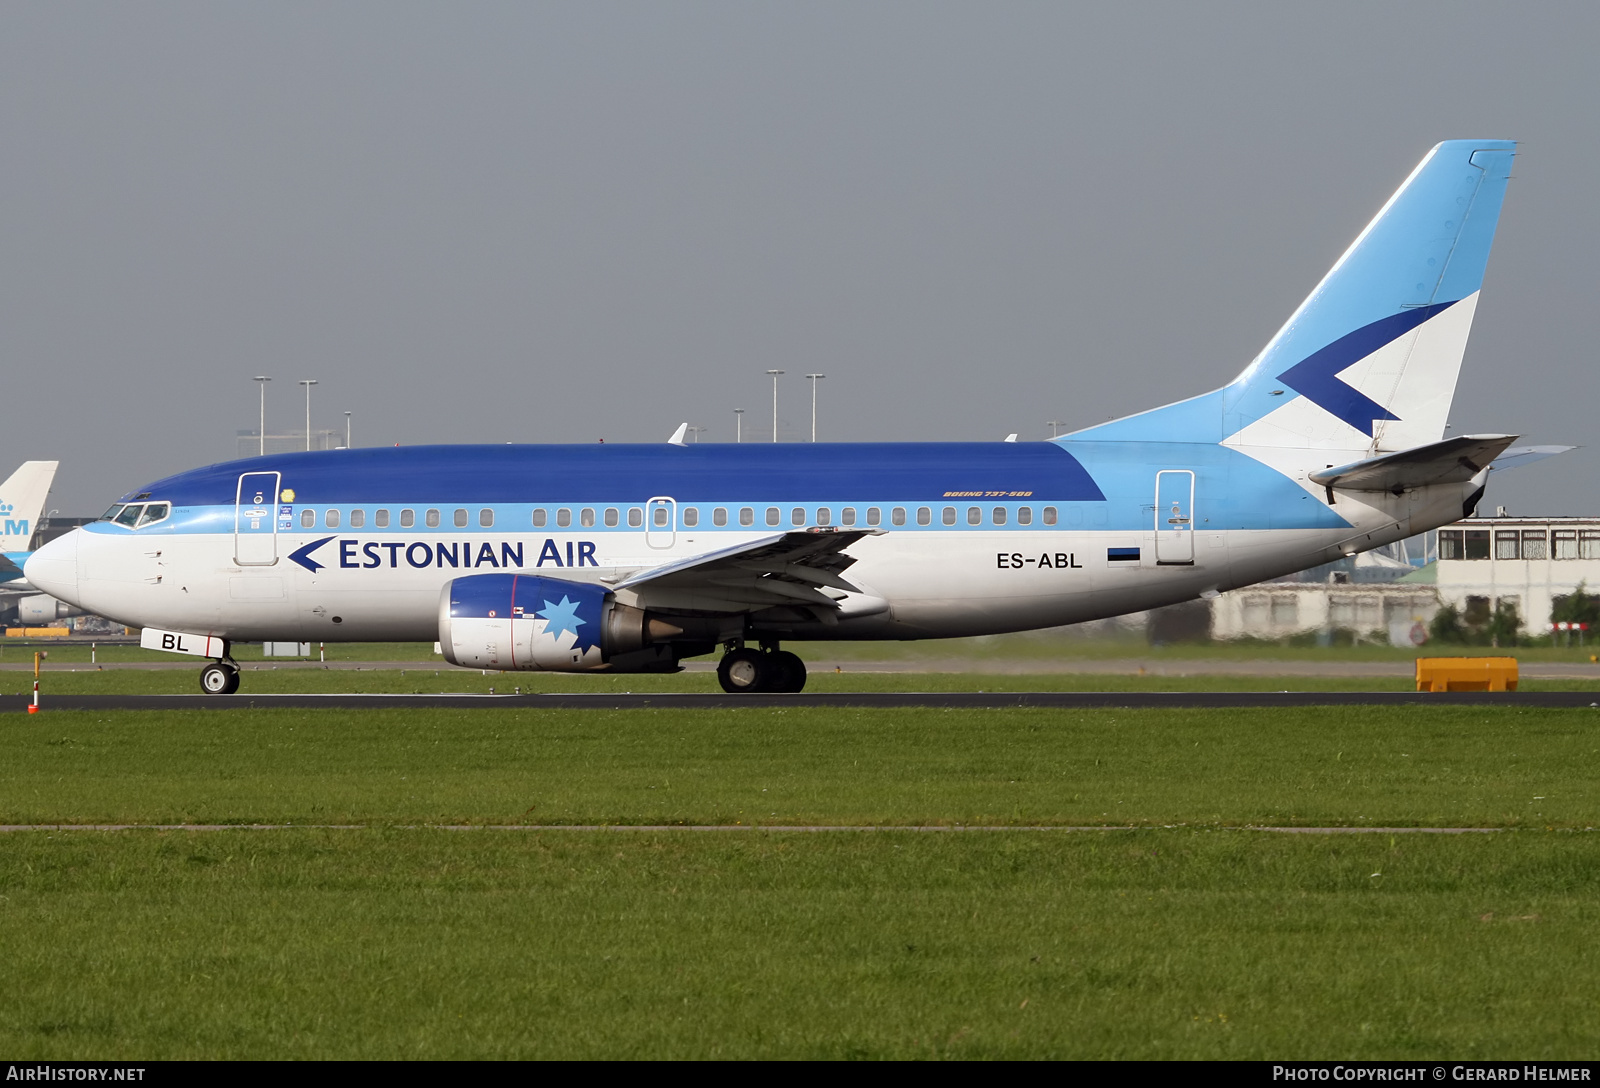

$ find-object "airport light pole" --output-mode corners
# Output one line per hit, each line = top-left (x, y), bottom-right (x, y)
(734, 409), (744, 444)
(806, 374), (825, 441)
(344, 411), (352, 449)
(299, 380), (318, 451)
(766, 370), (784, 442)
(687, 425), (705, 443)
(253, 377), (271, 456)
(1046, 420), (1064, 438)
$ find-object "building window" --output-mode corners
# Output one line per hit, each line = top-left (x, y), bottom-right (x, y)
(1242, 594), (1269, 628)
(1523, 530), (1547, 560)
(1554, 530), (1578, 559)
(1329, 598), (1356, 627)
(1270, 597), (1299, 626)
(1496, 531), (1520, 560)
(1464, 595), (1492, 624)
(1442, 529), (1490, 559)
(1582, 531), (1600, 559)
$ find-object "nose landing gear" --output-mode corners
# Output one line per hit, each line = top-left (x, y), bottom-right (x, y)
(199, 660), (241, 695)
(716, 643), (807, 694)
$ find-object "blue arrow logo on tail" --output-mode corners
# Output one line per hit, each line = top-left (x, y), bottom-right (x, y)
(1275, 301), (1456, 436)
(289, 536), (335, 572)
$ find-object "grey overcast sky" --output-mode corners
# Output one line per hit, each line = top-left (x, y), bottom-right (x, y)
(3, 2), (1595, 515)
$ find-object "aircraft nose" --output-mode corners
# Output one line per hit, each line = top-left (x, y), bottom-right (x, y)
(24, 530), (80, 607)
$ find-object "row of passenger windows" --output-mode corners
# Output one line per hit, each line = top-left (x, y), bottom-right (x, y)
(300, 507), (497, 529)
(295, 505), (1065, 530)
(1440, 528), (1600, 561)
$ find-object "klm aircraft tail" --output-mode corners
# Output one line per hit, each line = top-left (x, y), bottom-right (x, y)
(0, 461), (59, 552)
(1071, 140), (1515, 452)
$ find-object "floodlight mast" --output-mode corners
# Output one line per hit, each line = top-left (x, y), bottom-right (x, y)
(806, 374), (825, 441)
(766, 370), (784, 442)
(299, 380), (318, 451)
(734, 409), (744, 443)
(253, 377), (271, 456)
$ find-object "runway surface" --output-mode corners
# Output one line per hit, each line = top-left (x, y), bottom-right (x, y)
(5, 690), (1599, 710)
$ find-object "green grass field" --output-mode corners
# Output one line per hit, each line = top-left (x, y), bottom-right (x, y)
(3, 704), (1599, 1058)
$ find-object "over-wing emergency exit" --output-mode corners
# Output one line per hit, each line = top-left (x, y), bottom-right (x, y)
(26, 141), (1555, 693)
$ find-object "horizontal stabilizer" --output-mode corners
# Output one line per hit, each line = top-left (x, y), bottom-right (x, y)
(1310, 434), (1517, 493)
(1490, 444), (1577, 472)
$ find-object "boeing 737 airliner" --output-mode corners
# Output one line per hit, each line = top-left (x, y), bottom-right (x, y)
(27, 141), (1548, 694)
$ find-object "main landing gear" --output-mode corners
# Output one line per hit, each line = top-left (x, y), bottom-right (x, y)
(716, 642), (807, 694)
(199, 659), (241, 695)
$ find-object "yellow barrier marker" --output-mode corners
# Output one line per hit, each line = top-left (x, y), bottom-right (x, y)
(1415, 657), (1518, 692)
(29, 650), (46, 713)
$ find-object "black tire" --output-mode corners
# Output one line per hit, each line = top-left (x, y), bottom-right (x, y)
(769, 650), (807, 693)
(200, 662), (240, 695)
(717, 648), (768, 693)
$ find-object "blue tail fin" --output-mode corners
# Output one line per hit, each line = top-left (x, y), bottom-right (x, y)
(1071, 140), (1515, 451)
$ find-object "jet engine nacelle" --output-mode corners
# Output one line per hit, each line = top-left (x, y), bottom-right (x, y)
(437, 573), (678, 671)
(16, 594), (82, 623)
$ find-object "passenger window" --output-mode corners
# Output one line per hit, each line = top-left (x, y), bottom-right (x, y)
(349, 509), (365, 528)
(766, 507), (780, 526)
(628, 508), (643, 528)
(1017, 507), (1032, 526)
(137, 503), (170, 527)
(942, 507), (956, 525)
(992, 507), (1006, 526)
(817, 508), (831, 526)
(1043, 506), (1058, 525)
(917, 508), (931, 526)
(682, 507), (699, 527)
(867, 507), (881, 526)
(713, 508), (728, 527)
(376, 509), (390, 528)
(892, 507), (906, 526)
(426, 509), (441, 528)
(479, 508), (493, 528)
(841, 508), (855, 526)
(792, 507), (806, 526)
(301, 509), (315, 529)
(400, 509), (415, 528)
(653, 506), (669, 527)
(967, 507), (981, 525)
(557, 509), (571, 528)
(604, 508), (618, 527)
(581, 508), (595, 527)
(115, 505), (143, 527)
(326, 509), (341, 528)
(740, 508), (754, 526)
(453, 509), (467, 528)
(532, 509), (547, 528)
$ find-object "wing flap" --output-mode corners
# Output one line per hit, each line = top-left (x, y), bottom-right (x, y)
(615, 527), (883, 614)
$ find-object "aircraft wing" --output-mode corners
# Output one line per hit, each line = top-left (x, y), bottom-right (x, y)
(613, 528), (884, 612)
(1310, 434), (1518, 493)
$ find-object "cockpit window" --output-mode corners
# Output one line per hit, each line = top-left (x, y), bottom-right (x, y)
(100, 505), (126, 522)
(136, 503), (170, 527)
(114, 504), (144, 527)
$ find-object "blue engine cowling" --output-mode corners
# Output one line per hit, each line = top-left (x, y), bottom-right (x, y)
(437, 573), (659, 671)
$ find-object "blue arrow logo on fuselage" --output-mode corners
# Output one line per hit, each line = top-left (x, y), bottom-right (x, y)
(289, 536), (335, 572)
(1274, 301), (1456, 436)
